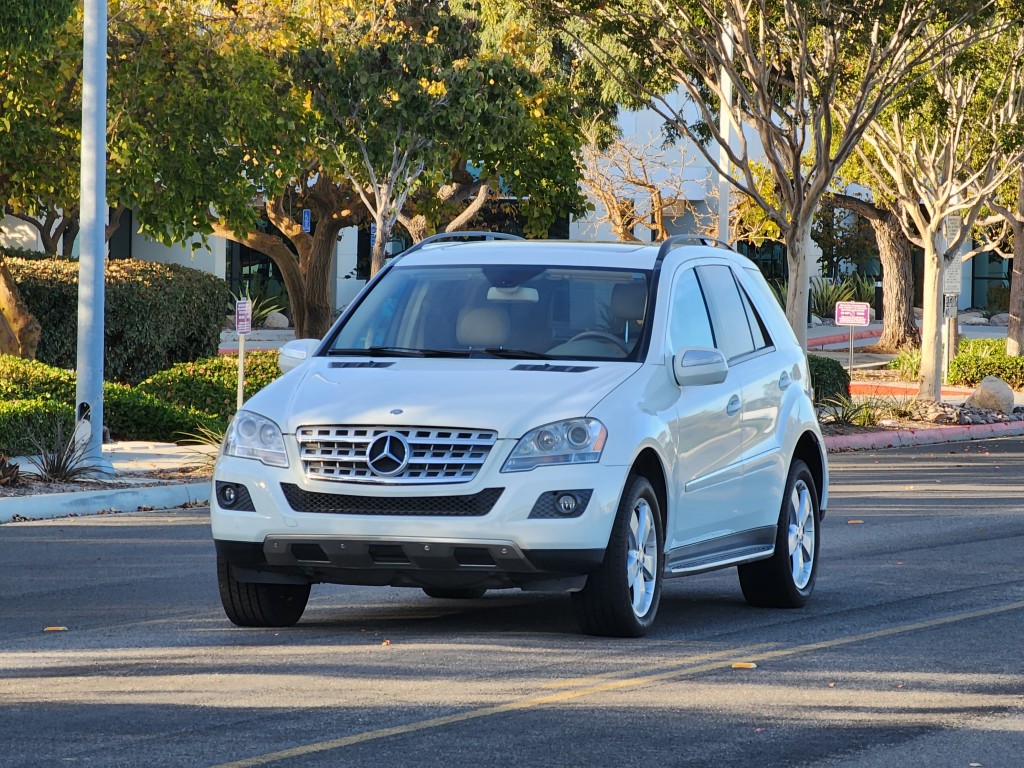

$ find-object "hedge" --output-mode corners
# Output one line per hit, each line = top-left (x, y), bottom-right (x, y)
(136, 351), (281, 422)
(103, 383), (224, 443)
(0, 355), (76, 402)
(947, 338), (1024, 390)
(0, 399), (75, 457)
(807, 354), (850, 404)
(6, 256), (227, 384)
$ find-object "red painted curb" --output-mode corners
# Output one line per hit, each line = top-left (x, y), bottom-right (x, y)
(825, 419), (1024, 452)
(848, 382), (974, 398)
(808, 329), (882, 349)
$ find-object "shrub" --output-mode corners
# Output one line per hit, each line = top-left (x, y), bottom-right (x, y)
(136, 351), (281, 420)
(103, 383), (224, 442)
(0, 354), (76, 402)
(888, 348), (922, 380)
(844, 272), (877, 304)
(985, 283), (1010, 317)
(0, 399), (75, 456)
(947, 338), (1024, 389)
(807, 354), (850, 404)
(7, 256), (227, 384)
(817, 394), (878, 427)
(809, 277), (855, 319)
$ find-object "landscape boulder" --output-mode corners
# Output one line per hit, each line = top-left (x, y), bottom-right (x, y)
(263, 311), (290, 329)
(965, 375), (1015, 414)
(989, 313), (1010, 326)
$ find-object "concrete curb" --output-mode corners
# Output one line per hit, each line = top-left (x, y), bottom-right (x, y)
(0, 482), (210, 524)
(808, 329), (882, 349)
(825, 419), (1024, 452)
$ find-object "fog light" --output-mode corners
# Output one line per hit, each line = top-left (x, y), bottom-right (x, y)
(556, 494), (578, 514)
(216, 481), (255, 511)
(222, 485), (237, 505)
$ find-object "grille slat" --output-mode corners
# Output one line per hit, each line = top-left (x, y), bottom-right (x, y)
(296, 425), (498, 485)
(281, 484), (503, 516)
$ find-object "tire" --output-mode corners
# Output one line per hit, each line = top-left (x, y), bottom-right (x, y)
(572, 474), (664, 637)
(738, 459), (820, 608)
(422, 587), (487, 600)
(217, 553), (310, 627)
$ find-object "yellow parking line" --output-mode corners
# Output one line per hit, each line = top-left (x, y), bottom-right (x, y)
(213, 599), (1024, 768)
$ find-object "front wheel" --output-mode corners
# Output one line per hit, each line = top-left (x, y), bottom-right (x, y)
(738, 459), (820, 608)
(572, 475), (664, 637)
(217, 553), (310, 627)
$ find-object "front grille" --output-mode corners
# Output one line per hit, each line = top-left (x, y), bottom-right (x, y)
(296, 425), (498, 484)
(281, 483), (504, 516)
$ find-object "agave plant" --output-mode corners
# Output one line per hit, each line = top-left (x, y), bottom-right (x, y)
(22, 421), (102, 483)
(809, 277), (855, 319)
(0, 455), (20, 487)
(844, 272), (877, 304)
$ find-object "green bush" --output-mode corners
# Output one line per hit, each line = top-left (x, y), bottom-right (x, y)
(0, 399), (75, 456)
(103, 383), (223, 442)
(888, 348), (922, 380)
(845, 272), (877, 304)
(985, 283), (1010, 317)
(808, 354), (850, 404)
(7, 256), (227, 384)
(947, 338), (1024, 389)
(0, 354), (76, 402)
(136, 351), (281, 420)
(809, 277), (855, 319)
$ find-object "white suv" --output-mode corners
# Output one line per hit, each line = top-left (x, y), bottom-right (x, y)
(212, 234), (828, 637)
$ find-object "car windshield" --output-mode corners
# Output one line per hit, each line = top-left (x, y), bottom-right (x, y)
(327, 264), (652, 361)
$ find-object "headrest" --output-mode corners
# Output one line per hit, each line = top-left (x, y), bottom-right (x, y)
(611, 283), (648, 322)
(456, 306), (509, 348)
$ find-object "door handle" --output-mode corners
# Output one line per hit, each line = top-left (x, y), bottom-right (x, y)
(726, 395), (741, 417)
(779, 371), (792, 390)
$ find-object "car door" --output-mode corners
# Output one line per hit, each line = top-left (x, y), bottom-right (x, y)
(665, 265), (746, 552)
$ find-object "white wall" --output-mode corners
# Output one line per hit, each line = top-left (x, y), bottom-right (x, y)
(0, 214), (44, 250)
(334, 226), (365, 310)
(131, 231), (225, 279)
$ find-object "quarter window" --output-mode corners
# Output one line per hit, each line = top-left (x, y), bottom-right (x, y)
(695, 265), (755, 361)
(668, 268), (715, 350)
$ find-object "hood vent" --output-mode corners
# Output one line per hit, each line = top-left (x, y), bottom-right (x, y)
(329, 361), (396, 369)
(511, 364), (596, 373)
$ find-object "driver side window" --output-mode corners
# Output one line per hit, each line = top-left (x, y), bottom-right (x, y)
(668, 268), (715, 351)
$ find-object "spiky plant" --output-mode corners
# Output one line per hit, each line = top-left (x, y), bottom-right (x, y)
(0, 455), (21, 487)
(22, 422), (101, 483)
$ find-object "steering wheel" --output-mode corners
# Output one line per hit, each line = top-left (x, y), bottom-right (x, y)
(565, 330), (630, 353)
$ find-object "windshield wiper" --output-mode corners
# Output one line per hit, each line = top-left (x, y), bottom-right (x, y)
(480, 348), (553, 360)
(328, 346), (470, 358)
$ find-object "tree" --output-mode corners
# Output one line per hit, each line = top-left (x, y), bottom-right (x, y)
(580, 119), (715, 242)
(976, 167), (1024, 356)
(537, 0), (994, 348)
(851, 23), (1024, 399)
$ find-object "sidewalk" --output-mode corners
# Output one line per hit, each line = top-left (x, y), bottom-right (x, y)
(4, 323), (1022, 524)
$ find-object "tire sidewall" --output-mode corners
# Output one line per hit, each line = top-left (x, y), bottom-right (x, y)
(613, 475), (665, 634)
(780, 460), (820, 605)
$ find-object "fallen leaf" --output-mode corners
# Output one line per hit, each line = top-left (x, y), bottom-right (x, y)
(828, 682), (836, 688)
(731, 662), (757, 669)
(848, 520), (864, 525)
(381, 639), (391, 647)
(43, 626), (68, 632)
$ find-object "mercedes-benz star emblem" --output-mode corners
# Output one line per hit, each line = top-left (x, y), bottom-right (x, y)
(366, 432), (410, 477)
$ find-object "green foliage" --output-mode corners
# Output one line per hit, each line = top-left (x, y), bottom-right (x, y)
(0, 0), (75, 51)
(809, 277), (855, 319)
(136, 351), (281, 423)
(102, 383), (223, 443)
(807, 354), (850, 404)
(985, 283), (1010, 316)
(7, 256), (226, 384)
(21, 419), (103, 482)
(888, 348), (922, 380)
(948, 338), (1024, 389)
(0, 354), (76, 402)
(0, 399), (74, 457)
(845, 272), (877, 304)
(817, 394), (878, 427)
(768, 279), (787, 310)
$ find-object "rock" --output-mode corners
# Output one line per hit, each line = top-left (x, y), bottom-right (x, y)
(224, 314), (236, 331)
(965, 376), (1015, 414)
(959, 315), (989, 326)
(810, 315), (823, 327)
(913, 307), (923, 318)
(989, 313), (1010, 326)
(263, 311), (290, 329)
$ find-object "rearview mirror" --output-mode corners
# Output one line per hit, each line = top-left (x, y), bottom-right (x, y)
(278, 338), (321, 374)
(672, 347), (728, 387)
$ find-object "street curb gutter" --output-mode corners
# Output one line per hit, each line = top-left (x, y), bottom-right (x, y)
(0, 482), (210, 524)
(825, 420), (1024, 452)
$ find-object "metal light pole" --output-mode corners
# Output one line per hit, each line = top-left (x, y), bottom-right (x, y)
(75, 0), (110, 471)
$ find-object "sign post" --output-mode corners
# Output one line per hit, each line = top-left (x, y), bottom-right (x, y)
(834, 301), (871, 377)
(235, 299), (252, 410)
(942, 261), (962, 383)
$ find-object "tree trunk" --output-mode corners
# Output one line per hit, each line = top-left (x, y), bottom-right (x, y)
(917, 238), (945, 401)
(784, 220), (813, 350)
(1007, 223), (1024, 357)
(371, 211), (389, 277)
(399, 213), (430, 243)
(0, 257), (41, 359)
(830, 194), (918, 352)
(873, 216), (918, 351)
(303, 221), (343, 339)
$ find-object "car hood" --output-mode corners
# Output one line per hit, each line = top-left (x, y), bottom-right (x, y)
(246, 357), (641, 438)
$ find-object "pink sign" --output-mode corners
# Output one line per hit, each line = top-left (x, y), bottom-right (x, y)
(834, 301), (871, 327)
(235, 299), (252, 335)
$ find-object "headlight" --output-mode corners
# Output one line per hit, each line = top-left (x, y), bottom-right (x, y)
(502, 418), (607, 473)
(223, 411), (289, 468)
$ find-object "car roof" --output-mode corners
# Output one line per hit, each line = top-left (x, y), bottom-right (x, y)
(393, 239), (743, 271)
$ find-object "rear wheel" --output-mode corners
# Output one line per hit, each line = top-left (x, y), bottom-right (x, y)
(217, 553), (310, 627)
(738, 459), (819, 608)
(422, 587), (487, 599)
(572, 475), (664, 637)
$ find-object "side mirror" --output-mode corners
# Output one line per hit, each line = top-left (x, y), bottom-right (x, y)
(278, 338), (321, 374)
(672, 347), (729, 387)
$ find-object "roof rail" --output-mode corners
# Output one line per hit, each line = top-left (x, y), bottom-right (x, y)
(400, 231), (525, 258)
(655, 234), (734, 264)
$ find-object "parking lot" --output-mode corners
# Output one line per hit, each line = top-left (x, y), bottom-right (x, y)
(3, 438), (1024, 768)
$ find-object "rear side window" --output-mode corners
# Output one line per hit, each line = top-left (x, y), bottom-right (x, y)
(668, 268), (715, 350)
(695, 265), (755, 361)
